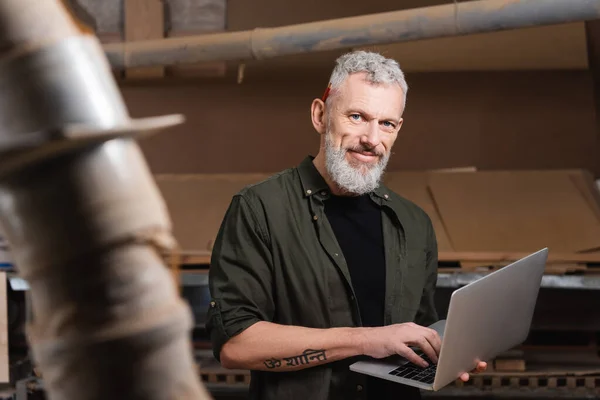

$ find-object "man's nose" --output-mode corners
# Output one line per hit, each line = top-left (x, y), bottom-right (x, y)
(360, 121), (382, 149)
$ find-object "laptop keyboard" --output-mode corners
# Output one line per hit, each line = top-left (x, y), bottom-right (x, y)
(388, 353), (437, 384)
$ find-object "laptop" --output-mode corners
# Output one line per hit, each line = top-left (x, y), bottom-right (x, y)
(349, 248), (548, 391)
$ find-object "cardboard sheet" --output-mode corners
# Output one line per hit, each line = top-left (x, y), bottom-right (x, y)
(427, 170), (600, 253)
(156, 169), (600, 256)
(383, 172), (454, 252)
(156, 174), (268, 252)
(568, 169), (600, 222)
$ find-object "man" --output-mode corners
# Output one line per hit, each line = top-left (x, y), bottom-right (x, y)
(207, 51), (486, 400)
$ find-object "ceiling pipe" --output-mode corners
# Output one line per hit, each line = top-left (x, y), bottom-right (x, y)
(104, 0), (600, 68)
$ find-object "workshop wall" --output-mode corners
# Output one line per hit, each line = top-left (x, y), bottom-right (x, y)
(121, 69), (599, 176)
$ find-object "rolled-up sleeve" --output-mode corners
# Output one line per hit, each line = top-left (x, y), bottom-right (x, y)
(415, 215), (439, 327)
(206, 193), (274, 361)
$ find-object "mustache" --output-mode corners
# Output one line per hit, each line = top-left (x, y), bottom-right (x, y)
(344, 145), (384, 158)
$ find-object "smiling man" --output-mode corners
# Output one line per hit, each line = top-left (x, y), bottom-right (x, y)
(207, 51), (485, 400)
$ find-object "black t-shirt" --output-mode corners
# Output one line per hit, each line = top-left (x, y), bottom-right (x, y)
(324, 194), (386, 327)
(325, 193), (421, 400)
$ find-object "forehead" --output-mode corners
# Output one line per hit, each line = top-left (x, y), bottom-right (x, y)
(334, 73), (405, 116)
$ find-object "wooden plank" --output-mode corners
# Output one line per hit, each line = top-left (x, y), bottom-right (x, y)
(0, 272), (7, 383)
(585, 377), (595, 388)
(529, 377), (538, 388)
(494, 359), (526, 372)
(491, 377), (501, 388)
(544, 263), (589, 275)
(438, 251), (600, 263)
(428, 171), (600, 253)
(180, 253), (211, 265)
(440, 260), (589, 275)
(125, 0), (165, 78)
(178, 250), (600, 268)
(476, 369), (600, 377)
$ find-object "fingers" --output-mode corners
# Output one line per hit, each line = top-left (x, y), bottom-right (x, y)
(389, 323), (443, 366)
(411, 326), (441, 363)
(414, 336), (438, 364)
(424, 327), (442, 356)
(459, 361), (487, 384)
(474, 361), (487, 373)
(398, 345), (429, 368)
(467, 361), (488, 376)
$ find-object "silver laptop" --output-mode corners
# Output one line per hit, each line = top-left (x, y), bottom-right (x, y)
(350, 248), (548, 391)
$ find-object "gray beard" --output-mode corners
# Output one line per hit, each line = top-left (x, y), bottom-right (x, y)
(324, 132), (390, 195)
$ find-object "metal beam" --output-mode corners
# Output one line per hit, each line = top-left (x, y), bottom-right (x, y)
(104, 0), (600, 68)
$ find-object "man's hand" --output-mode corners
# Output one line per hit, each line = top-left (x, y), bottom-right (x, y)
(361, 322), (442, 367)
(459, 361), (488, 382)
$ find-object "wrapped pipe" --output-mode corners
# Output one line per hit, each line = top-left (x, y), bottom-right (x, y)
(0, 1), (211, 399)
(103, 0), (600, 68)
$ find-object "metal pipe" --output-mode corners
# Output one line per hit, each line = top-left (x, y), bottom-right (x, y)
(0, 1), (211, 399)
(104, 0), (600, 68)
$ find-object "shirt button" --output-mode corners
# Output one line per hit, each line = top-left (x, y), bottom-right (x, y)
(384, 194), (389, 199)
(320, 191), (327, 196)
(356, 384), (363, 392)
(313, 215), (318, 221)
(306, 189), (312, 195)
(210, 301), (216, 307)
(334, 253), (338, 256)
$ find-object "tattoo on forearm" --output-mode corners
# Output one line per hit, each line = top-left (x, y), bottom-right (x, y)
(263, 358), (281, 368)
(263, 349), (327, 369)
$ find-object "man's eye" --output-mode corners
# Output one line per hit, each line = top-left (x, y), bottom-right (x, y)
(382, 121), (395, 128)
(350, 114), (361, 121)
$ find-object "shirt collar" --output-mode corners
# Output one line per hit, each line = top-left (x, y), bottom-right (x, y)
(296, 155), (392, 203)
(297, 156), (330, 197)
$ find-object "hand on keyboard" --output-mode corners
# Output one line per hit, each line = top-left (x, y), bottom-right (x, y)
(360, 322), (441, 368)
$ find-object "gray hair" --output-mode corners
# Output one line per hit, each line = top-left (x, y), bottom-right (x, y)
(325, 50), (408, 111)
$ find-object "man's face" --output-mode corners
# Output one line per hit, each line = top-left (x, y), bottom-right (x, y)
(323, 73), (404, 194)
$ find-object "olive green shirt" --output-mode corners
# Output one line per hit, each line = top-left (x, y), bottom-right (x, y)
(207, 156), (439, 400)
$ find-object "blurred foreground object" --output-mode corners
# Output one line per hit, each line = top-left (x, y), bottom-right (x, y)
(0, 1), (211, 399)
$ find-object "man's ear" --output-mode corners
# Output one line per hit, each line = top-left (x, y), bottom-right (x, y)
(311, 98), (327, 135)
(396, 118), (404, 133)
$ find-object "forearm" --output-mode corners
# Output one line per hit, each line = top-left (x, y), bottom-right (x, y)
(220, 321), (368, 372)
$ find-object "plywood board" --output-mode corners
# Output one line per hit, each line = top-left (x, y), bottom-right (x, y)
(156, 174), (268, 252)
(383, 172), (453, 252)
(427, 171), (600, 253)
